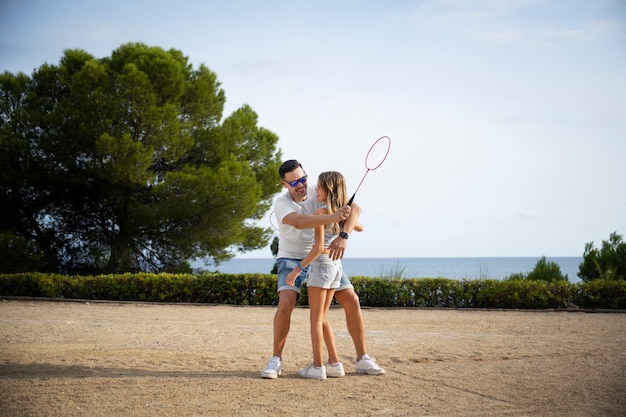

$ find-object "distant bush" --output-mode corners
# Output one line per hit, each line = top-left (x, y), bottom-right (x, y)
(506, 272), (527, 281)
(504, 256), (568, 282)
(526, 256), (568, 282)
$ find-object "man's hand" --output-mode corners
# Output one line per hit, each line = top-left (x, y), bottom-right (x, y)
(286, 268), (299, 286)
(328, 235), (348, 261)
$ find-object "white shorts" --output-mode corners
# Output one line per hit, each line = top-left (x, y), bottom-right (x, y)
(307, 254), (342, 289)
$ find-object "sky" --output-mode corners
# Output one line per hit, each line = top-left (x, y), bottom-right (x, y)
(1, 0), (625, 259)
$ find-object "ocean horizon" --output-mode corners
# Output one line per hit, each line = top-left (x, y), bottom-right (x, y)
(196, 256), (584, 283)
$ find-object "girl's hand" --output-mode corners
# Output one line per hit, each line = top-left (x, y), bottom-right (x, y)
(286, 268), (299, 286)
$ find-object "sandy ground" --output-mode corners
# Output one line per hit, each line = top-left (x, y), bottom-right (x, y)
(0, 299), (625, 417)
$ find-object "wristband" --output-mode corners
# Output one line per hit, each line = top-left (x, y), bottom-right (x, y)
(339, 231), (349, 239)
(295, 262), (303, 272)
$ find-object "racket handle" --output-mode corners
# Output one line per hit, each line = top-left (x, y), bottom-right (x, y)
(347, 195), (355, 206)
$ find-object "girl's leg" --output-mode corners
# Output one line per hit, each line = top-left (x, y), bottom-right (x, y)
(307, 286), (326, 367)
(322, 288), (339, 364)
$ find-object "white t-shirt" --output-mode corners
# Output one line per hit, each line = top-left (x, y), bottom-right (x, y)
(274, 185), (320, 259)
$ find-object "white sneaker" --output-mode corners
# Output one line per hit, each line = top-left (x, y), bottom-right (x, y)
(261, 356), (282, 379)
(356, 354), (386, 375)
(325, 362), (345, 378)
(298, 363), (327, 380)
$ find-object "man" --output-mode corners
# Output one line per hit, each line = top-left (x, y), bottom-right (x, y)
(261, 159), (385, 378)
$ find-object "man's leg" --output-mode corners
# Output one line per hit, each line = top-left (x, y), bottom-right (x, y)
(261, 258), (307, 379)
(334, 288), (366, 360)
(335, 270), (386, 375)
(272, 290), (298, 358)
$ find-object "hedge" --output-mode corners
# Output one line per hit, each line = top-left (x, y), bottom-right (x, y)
(1, 273), (624, 309)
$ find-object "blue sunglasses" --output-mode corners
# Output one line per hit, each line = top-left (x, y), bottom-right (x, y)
(285, 174), (307, 188)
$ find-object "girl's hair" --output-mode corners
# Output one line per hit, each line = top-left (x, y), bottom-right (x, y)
(318, 171), (348, 234)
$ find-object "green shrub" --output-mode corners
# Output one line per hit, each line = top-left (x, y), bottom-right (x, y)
(505, 256), (568, 282)
(526, 256), (568, 282)
(505, 272), (527, 281)
(0, 272), (279, 305)
(572, 279), (626, 309)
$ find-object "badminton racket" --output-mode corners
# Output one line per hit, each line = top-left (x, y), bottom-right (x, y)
(269, 210), (278, 231)
(347, 135), (391, 205)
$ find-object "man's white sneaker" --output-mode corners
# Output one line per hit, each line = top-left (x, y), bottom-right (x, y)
(261, 356), (282, 379)
(325, 362), (345, 378)
(298, 363), (327, 380)
(356, 354), (386, 375)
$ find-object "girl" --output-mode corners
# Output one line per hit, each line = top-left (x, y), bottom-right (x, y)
(286, 171), (357, 379)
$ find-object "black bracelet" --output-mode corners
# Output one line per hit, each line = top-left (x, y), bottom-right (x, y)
(339, 232), (349, 239)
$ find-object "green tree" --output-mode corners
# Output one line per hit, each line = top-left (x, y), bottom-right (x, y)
(525, 256), (568, 282)
(0, 43), (282, 274)
(504, 256), (568, 282)
(578, 232), (626, 282)
(270, 236), (279, 274)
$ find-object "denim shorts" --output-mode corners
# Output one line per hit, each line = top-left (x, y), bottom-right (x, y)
(307, 254), (342, 289)
(277, 257), (354, 294)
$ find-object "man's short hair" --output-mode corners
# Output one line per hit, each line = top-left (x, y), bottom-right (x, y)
(279, 160), (303, 179)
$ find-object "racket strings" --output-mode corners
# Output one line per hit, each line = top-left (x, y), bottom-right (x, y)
(365, 136), (392, 170)
(349, 136), (391, 205)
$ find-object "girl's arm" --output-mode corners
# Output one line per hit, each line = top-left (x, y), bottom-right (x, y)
(298, 208), (327, 269)
(285, 208), (327, 286)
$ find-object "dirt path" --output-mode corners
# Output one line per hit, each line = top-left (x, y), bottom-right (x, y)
(1, 299), (624, 416)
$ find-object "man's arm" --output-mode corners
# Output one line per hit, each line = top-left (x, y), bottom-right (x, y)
(282, 205), (350, 229)
(328, 202), (362, 260)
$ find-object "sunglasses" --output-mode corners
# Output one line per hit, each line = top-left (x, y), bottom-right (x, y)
(285, 174), (307, 188)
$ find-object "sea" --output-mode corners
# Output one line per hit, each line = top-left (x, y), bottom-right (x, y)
(200, 257), (584, 283)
